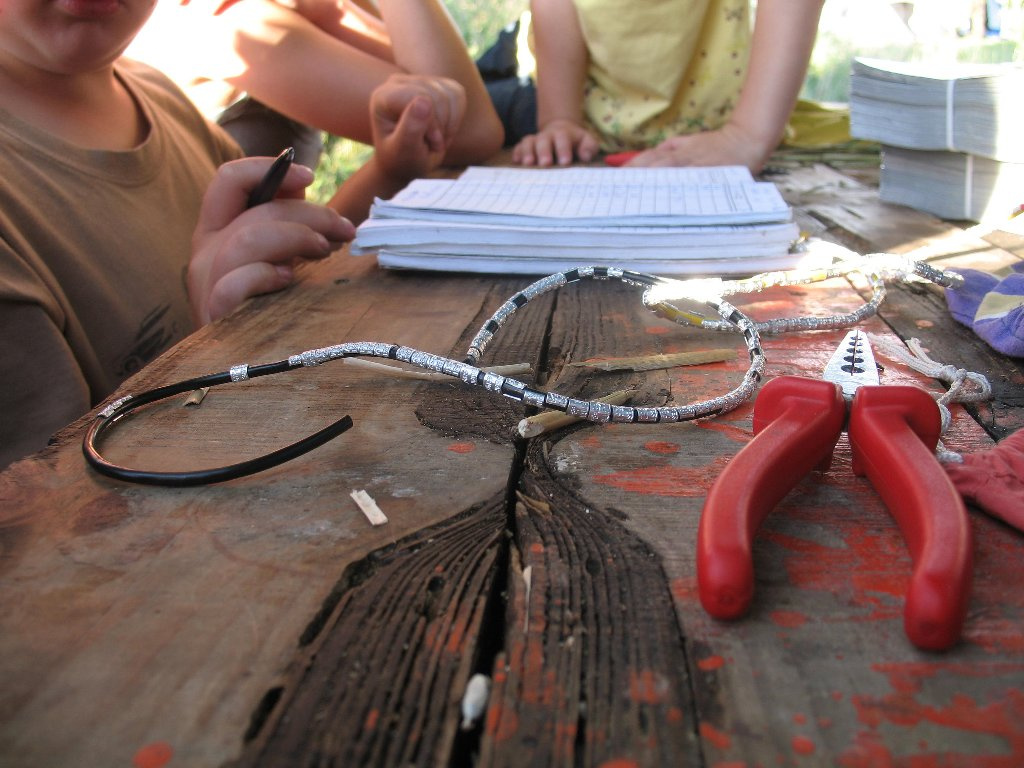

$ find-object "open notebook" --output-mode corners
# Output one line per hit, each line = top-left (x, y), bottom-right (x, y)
(352, 165), (804, 276)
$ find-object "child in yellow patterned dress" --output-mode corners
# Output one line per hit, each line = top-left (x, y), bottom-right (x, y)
(512, 0), (825, 173)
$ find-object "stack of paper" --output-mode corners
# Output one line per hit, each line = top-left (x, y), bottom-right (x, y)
(351, 166), (803, 276)
(849, 57), (1024, 223)
(850, 58), (1024, 162)
(880, 147), (1024, 222)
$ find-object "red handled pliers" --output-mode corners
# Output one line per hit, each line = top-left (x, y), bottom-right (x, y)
(697, 330), (973, 651)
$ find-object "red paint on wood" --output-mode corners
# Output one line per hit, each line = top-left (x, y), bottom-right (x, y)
(485, 703), (519, 743)
(670, 576), (698, 603)
(700, 722), (732, 750)
(628, 668), (669, 705)
(771, 610), (808, 629)
(593, 456), (732, 497)
(763, 526), (909, 621)
(445, 616), (468, 654)
(842, 662), (1024, 764)
(597, 759), (640, 768)
(698, 419), (756, 438)
(792, 735), (816, 755)
(643, 441), (681, 454)
(364, 708), (379, 731)
(698, 655), (726, 671)
(132, 742), (173, 768)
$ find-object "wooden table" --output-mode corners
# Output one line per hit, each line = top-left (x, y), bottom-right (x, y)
(2, 164), (1022, 767)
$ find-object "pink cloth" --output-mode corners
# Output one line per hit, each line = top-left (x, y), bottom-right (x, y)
(945, 430), (1024, 532)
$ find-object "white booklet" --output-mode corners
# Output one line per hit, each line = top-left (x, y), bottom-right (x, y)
(353, 165), (801, 275)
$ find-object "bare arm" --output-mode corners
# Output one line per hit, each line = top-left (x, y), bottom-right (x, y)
(213, 0), (397, 144)
(214, 0), (501, 164)
(374, 0), (503, 165)
(630, 0), (824, 172)
(512, 0), (599, 166)
(282, 0), (394, 62)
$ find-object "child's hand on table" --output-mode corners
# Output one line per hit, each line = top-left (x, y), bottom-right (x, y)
(513, 118), (601, 167)
(624, 122), (773, 173)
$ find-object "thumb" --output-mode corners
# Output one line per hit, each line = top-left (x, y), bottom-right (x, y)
(393, 95), (437, 146)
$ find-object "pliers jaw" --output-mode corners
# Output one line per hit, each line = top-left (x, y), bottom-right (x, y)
(823, 329), (880, 397)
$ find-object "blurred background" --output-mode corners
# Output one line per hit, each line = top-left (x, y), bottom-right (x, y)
(310, 0), (1024, 200)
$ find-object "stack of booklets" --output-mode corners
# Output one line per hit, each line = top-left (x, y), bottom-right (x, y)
(351, 165), (803, 276)
(879, 147), (1024, 222)
(849, 57), (1024, 222)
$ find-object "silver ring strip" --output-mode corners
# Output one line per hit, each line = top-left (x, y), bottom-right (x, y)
(100, 395), (133, 418)
(566, 399), (589, 417)
(522, 389), (546, 408)
(545, 392), (569, 409)
(482, 372), (505, 392)
(610, 405), (636, 422)
(587, 402), (613, 422)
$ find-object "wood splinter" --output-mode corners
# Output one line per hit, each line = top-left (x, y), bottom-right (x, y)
(350, 489), (388, 526)
(517, 389), (634, 438)
(567, 348), (734, 371)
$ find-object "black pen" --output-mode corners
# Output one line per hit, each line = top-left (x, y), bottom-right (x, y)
(246, 146), (295, 209)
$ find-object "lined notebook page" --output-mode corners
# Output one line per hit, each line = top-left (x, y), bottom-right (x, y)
(372, 167), (791, 226)
(458, 165), (755, 185)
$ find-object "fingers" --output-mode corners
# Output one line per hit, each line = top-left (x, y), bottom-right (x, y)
(372, 74), (466, 151)
(512, 121), (600, 167)
(204, 262), (295, 324)
(577, 132), (600, 163)
(512, 134), (538, 165)
(209, 207), (351, 276)
(202, 210), (348, 322)
(196, 157), (316, 233)
(371, 74), (467, 180)
(190, 182), (356, 325)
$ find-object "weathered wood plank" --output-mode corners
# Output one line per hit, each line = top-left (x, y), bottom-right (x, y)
(2, 161), (1022, 768)
(233, 498), (508, 767)
(0, 255), (533, 767)
(476, 478), (701, 768)
(520, 265), (1024, 763)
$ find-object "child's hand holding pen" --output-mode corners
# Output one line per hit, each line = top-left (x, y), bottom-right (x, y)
(186, 148), (355, 327)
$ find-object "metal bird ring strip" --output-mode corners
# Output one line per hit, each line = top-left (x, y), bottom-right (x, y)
(83, 255), (963, 486)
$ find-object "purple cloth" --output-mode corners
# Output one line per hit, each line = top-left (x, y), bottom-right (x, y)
(945, 263), (1024, 357)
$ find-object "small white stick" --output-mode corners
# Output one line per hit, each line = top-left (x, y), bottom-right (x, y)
(460, 673), (492, 731)
(350, 489), (388, 526)
(522, 565), (532, 633)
